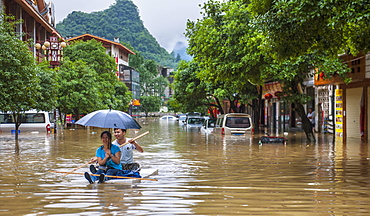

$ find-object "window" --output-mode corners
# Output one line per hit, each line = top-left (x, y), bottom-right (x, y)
(0, 113), (46, 124)
(123, 70), (131, 81)
(225, 117), (250, 128)
(188, 118), (203, 124)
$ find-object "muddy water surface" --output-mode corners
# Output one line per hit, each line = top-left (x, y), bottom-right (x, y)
(0, 117), (369, 215)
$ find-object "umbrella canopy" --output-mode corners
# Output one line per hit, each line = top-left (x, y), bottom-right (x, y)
(75, 109), (141, 129)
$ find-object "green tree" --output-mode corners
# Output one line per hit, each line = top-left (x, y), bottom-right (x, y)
(36, 61), (58, 111)
(186, 1), (268, 128)
(137, 59), (164, 97)
(264, 55), (349, 141)
(0, 13), (55, 136)
(152, 76), (169, 99)
(112, 81), (132, 111)
(186, 1), (267, 85)
(172, 60), (223, 115)
(63, 39), (117, 106)
(247, 0), (370, 60)
(140, 96), (161, 117)
(129, 53), (169, 110)
(128, 50), (145, 69)
(61, 40), (130, 119)
(186, 0), (359, 141)
(166, 97), (182, 113)
(56, 60), (101, 123)
(246, 0), (361, 140)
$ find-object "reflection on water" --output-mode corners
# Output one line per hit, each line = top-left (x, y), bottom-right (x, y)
(0, 118), (370, 215)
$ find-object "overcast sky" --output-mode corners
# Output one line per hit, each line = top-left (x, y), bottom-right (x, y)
(51, 0), (206, 52)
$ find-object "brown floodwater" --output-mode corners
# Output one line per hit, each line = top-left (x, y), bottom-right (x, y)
(0, 117), (369, 215)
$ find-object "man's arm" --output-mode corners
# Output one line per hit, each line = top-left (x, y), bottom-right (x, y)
(131, 140), (144, 153)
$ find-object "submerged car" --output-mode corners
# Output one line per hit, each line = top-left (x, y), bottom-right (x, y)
(176, 114), (187, 125)
(200, 118), (216, 134)
(183, 116), (205, 129)
(160, 115), (177, 121)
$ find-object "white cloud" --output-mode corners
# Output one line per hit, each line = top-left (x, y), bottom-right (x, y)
(51, 0), (206, 52)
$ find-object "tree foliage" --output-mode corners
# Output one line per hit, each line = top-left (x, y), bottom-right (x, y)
(186, 0), (268, 85)
(56, 60), (101, 117)
(185, 0), (368, 140)
(248, 0), (370, 59)
(0, 13), (57, 134)
(0, 16), (38, 112)
(247, 0), (366, 140)
(113, 81), (132, 111)
(129, 52), (169, 113)
(172, 60), (223, 115)
(59, 40), (131, 120)
(183, 1), (266, 123)
(35, 61), (58, 111)
(140, 96), (161, 117)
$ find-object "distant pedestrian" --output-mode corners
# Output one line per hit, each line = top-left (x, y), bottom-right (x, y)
(307, 108), (316, 133)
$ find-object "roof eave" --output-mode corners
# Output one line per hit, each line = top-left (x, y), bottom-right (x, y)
(67, 34), (136, 55)
(14, 0), (62, 39)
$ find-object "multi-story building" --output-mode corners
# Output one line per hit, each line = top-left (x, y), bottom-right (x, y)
(118, 65), (141, 115)
(1, 0), (63, 50)
(159, 66), (174, 100)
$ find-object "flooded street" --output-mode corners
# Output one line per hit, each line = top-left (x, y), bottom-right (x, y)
(1, 117), (370, 215)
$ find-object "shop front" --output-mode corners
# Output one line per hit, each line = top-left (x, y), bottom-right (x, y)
(315, 53), (370, 142)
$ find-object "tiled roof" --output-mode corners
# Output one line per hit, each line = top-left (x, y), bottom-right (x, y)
(67, 34), (135, 55)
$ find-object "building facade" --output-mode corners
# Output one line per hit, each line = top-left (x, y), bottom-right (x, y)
(315, 53), (370, 142)
(159, 66), (175, 100)
(1, 0), (63, 49)
(118, 65), (141, 115)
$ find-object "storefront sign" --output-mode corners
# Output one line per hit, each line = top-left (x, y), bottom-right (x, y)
(335, 89), (343, 137)
(262, 82), (283, 98)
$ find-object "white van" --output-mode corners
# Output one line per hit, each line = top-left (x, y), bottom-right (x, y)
(0, 110), (54, 133)
(214, 113), (253, 135)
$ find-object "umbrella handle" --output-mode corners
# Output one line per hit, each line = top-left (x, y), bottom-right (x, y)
(119, 131), (149, 147)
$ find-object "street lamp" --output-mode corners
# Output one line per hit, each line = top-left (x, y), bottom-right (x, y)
(35, 32), (67, 67)
(34, 32), (66, 134)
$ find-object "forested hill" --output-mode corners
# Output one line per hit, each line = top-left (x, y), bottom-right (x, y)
(56, 0), (176, 68)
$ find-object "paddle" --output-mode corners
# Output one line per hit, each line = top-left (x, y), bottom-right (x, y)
(49, 170), (158, 181)
(62, 131), (150, 176)
(62, 160), (93, 177)
(119, 131), (149, 147)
